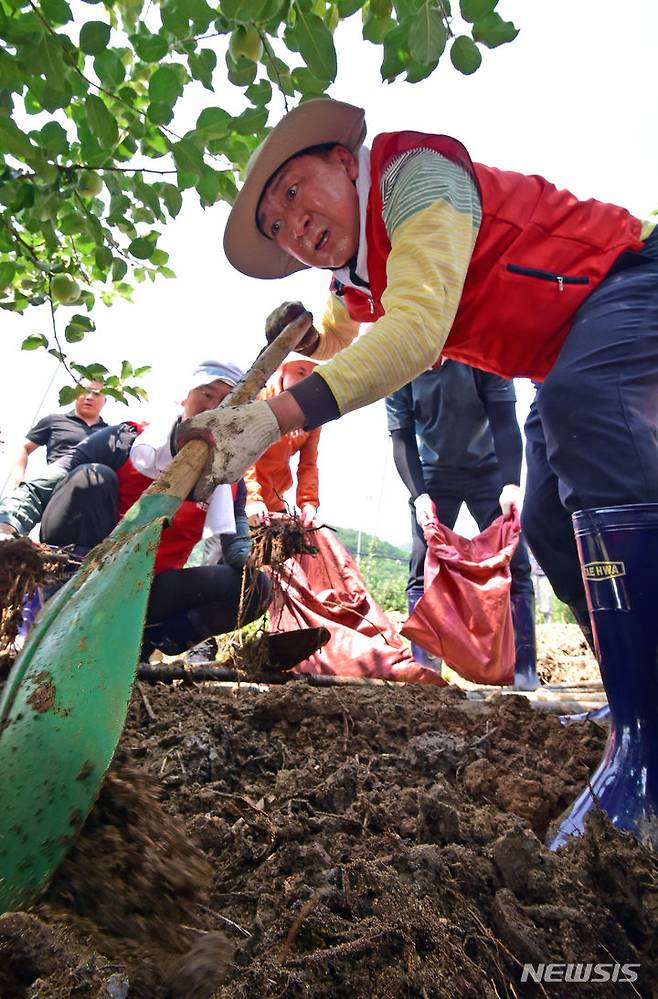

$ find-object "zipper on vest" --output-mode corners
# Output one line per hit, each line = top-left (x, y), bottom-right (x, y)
(506, 263), (589, 290)
(368, 297), (374, 315)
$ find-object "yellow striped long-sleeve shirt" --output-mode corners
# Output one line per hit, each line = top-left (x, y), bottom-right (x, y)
(310, 149), (481, 415)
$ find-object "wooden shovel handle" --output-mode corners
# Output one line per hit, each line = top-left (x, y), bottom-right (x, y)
(147, 311), (313, 501)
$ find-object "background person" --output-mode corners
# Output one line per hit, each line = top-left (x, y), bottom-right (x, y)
(387, 360), (536, 688)
(244, 358), (322, 529)
(9, 381), (107, 487)
(0, 361), (270, 658)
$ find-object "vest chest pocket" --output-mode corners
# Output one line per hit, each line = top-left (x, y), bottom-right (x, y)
(506, 263), (590, 293)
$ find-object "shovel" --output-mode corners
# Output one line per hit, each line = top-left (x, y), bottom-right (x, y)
(0, 312), (312, 913)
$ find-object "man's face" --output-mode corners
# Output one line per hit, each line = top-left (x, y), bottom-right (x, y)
(75, 381), (105, 422)
(257, 146), (360, 270)
(281, 361), (315, 391)
(182, 378), (232, 420)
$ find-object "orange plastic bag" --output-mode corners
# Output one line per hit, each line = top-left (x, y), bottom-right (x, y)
(401, 512), (521, 685)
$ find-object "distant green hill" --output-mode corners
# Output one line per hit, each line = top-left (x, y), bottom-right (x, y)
(335, 526), (409, 613)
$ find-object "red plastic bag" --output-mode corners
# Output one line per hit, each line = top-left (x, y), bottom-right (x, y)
(270, 527), (445, 686)
(402, 513), (521, 685)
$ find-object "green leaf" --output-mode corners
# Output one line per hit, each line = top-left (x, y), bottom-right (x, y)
(472, 11), (519, 47)
(94, 245), (113, 269)
(393, 0), (420, 18)
(196, 106), (230, 140)
(232, 105), (268, 136)
(196, 165), (221, 206)
(94, 50), (126, 88)
(111, 257), (128, 280)
(380, 21), (410, 80)
(131, 29), (169, 62)
(38, 34), (68, 95)
(450, 34), (481, 73)
(245, 79), (272, 105)
(85, 94), (118, 148)
(178, 0), (215, 28)
(293, 11), (337, 80)
(22, 333), (48, 350)
(188, 48), (217, 90)
(459, 0), (496, 21)
(290, 66), (328, 95)
(38, 120), (69, 155)
(171, 136), (205, 180)
(147, 101), (174, 126)
(363, 12), (394, 43)
(160, 183), (183, 217)
(148, 65), (182, 105)
(337, 0), (362, 15)
(408, 2), (447, 63)
(79, 20), (111, 55)
(0, 116), (35, 160)
(41, 0), (72, 26)
(120, 358), (133, 379)
(129, 234), (157, 259)
(59, 385), (79, 405)
(0, 261), (16, 290)
(161, 1), (189, 38)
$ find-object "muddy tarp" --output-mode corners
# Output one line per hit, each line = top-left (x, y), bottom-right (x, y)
(269, 527), (444, 685)
(402, 513), (520, 685)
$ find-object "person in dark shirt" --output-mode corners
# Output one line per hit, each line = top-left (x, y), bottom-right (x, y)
(386, 360), (536, 689)
(10, 380), (107, 486)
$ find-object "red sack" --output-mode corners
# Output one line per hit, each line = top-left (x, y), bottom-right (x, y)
(270, 527), (445, 686)
(402, 513), (520, 685)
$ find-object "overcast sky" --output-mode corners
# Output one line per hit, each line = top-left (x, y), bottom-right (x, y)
(2, 0), (657, 545)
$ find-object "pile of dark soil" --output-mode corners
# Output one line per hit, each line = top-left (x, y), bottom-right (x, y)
(2, 682), (657, 998)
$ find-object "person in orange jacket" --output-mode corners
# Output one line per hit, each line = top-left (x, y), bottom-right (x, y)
(244, 358), (322, 529)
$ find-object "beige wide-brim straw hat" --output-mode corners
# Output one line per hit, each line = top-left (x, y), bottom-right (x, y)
(223, 98), (366, 280)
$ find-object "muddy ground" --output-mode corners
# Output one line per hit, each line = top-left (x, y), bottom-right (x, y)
(2, 625), (657, 999)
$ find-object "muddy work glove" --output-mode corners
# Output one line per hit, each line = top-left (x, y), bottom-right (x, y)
(265, 301), (320, 356)
(176, 401), (281, 501)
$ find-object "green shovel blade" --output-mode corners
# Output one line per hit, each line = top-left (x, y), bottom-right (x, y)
(0, 516), (166, 913)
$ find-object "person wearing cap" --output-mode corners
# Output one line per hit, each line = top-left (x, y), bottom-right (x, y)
(176, 97), (658, 648)
(244, 358), (322, 529)
(0, 361), (270, 658)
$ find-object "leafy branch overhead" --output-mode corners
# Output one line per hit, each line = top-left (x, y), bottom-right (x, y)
(0, 0), (518, 402)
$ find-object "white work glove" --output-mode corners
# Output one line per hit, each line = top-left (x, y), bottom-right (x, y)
(246, 500), (271, 527)
(413, 493), (438, 529)
(176, 400), (281, 501)
(499, 483), (522, 517)
(300, 503), (319, 528)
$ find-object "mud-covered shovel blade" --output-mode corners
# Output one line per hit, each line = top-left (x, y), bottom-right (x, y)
(0, 518), (164, 912)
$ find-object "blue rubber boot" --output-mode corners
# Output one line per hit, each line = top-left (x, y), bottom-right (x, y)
(511, 593), (539, 690)
(547, 503), (658, 851)
(407, 586), (442, 670)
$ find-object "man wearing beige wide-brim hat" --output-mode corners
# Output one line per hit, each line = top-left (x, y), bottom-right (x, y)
(179, 95), (658, 674)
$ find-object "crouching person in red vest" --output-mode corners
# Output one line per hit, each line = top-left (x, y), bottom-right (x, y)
(0, 361), (271, 659)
